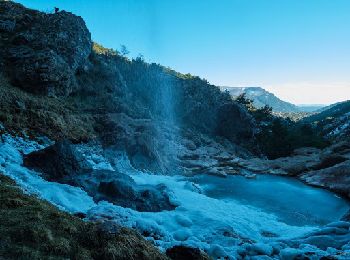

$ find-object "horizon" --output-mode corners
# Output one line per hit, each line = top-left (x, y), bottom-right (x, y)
(15, 0), (350, 105)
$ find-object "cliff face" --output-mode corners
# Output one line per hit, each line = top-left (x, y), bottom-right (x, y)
(0, 1), (257, 174)
(0, 1), (92, 96)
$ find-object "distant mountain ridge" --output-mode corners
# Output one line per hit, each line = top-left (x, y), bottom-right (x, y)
(221, 86), (326, 113)
(221, 86), (301, 112)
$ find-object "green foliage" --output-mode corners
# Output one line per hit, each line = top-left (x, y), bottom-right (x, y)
(92, 42), (119, 56)
(256, 119), (328, 159)
(256, 118), (292, 158)
(236, 93), (328, 159)
(235, 93), (255, 111)
(120, 44), (130, 56)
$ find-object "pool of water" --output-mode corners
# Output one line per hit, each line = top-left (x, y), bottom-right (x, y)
(191, 174), (350, 227)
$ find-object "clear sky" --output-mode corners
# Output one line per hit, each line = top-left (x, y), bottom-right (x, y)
(16, 0), (350, 105)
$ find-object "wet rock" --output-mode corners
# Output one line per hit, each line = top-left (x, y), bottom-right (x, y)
(73, 212), (86, 219)
(293, 147), (321, 156)
(97, 179), (176, 212)
(166, 245), (210, 260)
(312, 154), (348, 171)
(279, 248), (304, 260)
(23, 140), (89, 181)
(299, 160), (350, 199)
(98, 179), (137, 201)
(269, 152), (320, 176)
(23, 141), (175, 212)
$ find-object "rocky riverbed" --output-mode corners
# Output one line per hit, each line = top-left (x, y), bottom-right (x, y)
(1, 133), (350, 259)
(1, 1), (350, 259)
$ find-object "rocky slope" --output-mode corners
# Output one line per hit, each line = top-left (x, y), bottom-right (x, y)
(1, 1), (350, 259)
(302, 100), (350, 141)
(0, 1), (257, 174)
(0, 1), (255, 259)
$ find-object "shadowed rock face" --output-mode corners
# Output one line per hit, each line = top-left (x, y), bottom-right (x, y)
(24, 141), (176, 212)
(23, 140), (88, 181)
(1, 1), (257, 174)
(166, 246), (210, 260)
(0, 1), (92, 96)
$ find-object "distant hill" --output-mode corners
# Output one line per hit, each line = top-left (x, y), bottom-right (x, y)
(221, 86), (301, 113)
(316, 101), (348, 113)
(297, 105), (326, 112)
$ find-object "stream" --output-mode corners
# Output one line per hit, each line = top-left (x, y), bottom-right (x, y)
(191, 174), (350, 227)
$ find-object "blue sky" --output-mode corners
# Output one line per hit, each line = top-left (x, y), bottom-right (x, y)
(16, 0), (350, 104)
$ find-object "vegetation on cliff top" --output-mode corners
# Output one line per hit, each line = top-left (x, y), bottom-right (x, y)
(0, 1), (256, 152)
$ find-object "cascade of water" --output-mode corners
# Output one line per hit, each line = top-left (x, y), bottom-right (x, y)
(155, 74), (181, 174)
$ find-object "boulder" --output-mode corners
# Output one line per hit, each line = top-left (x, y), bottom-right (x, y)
(98, 179), (137, 202)
(166, 246), (210, 260)
(97, 180), (175, 212)
(299, 160), (350, 199)
(24, 142), (175, 212)
(23, 140), (88, 181)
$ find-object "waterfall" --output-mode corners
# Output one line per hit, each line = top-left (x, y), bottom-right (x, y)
(155, 73), (181, 174)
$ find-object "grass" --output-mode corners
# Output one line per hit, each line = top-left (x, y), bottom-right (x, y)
(0, 173), (168, 260)
(0, 73), (100, 142)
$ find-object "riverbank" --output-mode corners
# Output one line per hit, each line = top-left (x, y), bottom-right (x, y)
(0, 174), (167, 260)
(1, 133), (350, 259)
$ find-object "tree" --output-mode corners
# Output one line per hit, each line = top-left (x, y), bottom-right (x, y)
(235, 93), (255, 111)
(253, 105), (273, 122)
(135, 53), (144, 62)
(120, 45), (130, 56)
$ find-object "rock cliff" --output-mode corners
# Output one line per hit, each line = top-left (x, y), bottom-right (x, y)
(0, 1), (92, 96)
(0, 1), (257, 174)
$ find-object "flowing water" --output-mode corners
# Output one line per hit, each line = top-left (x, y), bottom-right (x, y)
(191, 174), (350, 227)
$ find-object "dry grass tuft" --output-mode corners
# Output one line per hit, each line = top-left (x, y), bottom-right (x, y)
(0, 174), (168, 260)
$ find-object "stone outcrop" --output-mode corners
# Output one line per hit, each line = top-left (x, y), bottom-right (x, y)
(300, 160), (350, 198)
(23, 140), (89, 181)
(166, 246), (210, 260)
(0, 1), (92, 96)
(23, 141), (176, 212)
(235, 141), (350, 201)
(0, 1), (257, 174)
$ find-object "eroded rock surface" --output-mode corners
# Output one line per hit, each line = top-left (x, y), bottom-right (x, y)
(24, 141), (175, 212)
(0, 1), (92, 96)
(234, 141), (350, 203)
